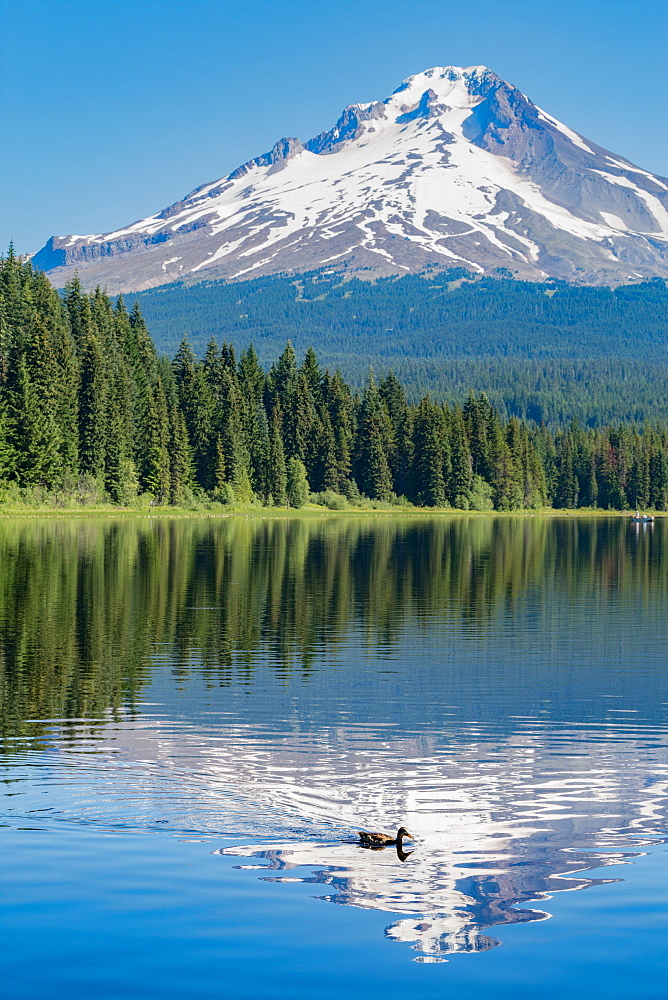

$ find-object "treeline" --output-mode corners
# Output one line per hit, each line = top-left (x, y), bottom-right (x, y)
(1, 250), (668, 511)
(134, 270), (668, 363)
(132, 269), (668, 425)
(378, 357), (668, 428)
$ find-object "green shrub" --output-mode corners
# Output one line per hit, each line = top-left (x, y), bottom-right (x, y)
(468, 475), (494, 511)
(211, 483), (236, 506)
(287, 459), (309, 508)
(311, 489), (350, 510)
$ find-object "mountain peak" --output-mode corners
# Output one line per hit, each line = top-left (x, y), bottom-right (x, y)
(32, 64), (668, 292)
(392, 65), (501, 101)
(396, 63), (496, 84)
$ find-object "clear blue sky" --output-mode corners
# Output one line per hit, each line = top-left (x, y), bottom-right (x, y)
(1, 0), (666, 253)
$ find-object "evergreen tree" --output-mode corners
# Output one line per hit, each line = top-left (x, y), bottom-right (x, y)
(287, 457), (309, 508)
(0, 389), (12, 483)
(62, 275), (87, 351)
(211, 434), (227, 497)
(53, 314), (79, 476)
(267, 409), (288, 505)
(311, 408), (339, 492)
(379, 371), (409, 491)
(411, 398), (447, 507)
(464, 391), (492, 480)
(13, 292), (63, 487)
(238, 344), (265, 406)
(649, 431), (668, 510)
(555, 432), (577, 508)
(142, 379), (171, 500)
(598, 428), (628, 509)
(189, 367), (215, 489)
(300, 347), (323, 405)
(247, 402), (270, 500)
(203, 337), (222, 392)
(78, 301), (107, 482)
(354, 374), (393, 501)
(627, 430), (650, 509)
(325, 370), (354, 490)
(0, 243), (25, 341)
(104, 392), (129, 503)
(488, 413), (523, 510)
(169, 402), (194, 505)
(448, 405), (473, 507)
(231, 463), (254, 504)
(218, 368), (253, 501)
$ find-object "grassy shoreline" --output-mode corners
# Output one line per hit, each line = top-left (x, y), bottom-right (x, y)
(0, 503), (663, 520)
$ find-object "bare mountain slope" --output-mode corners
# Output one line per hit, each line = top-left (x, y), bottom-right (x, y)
(33, 66), (668, 292)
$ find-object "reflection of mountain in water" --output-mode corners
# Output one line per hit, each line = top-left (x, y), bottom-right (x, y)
(1, 515), (667, 962)
(48, 705), (663, 962)
(206, 722), (666, 962)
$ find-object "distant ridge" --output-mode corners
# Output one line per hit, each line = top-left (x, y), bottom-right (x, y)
(34, 65), (668, 292)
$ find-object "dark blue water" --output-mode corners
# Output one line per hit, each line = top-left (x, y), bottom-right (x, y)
(0, 515), (666, 998)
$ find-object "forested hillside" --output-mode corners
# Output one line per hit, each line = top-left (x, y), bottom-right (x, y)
(3, 250), (668, 511)
(131, 271), (668, 425)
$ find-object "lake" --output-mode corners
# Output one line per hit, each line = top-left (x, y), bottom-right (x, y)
(0, 514), (666, 999)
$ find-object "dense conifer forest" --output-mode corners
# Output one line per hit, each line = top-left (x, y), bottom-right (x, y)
(2, 249), (668, 511)
(132, 270), (668, 426)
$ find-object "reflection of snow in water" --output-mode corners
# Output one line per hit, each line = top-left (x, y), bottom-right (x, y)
(216, 836), (626, 962)
(207, 722), (665, 960)
(38, 712), (665, 963)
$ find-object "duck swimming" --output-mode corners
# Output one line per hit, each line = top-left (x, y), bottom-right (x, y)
(357, 826), (413, 848)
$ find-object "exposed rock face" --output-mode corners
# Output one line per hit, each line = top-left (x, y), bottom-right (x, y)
(305, 100), (388, 154)
(228, 136), (306, 179)
(32, 65), (668, 292)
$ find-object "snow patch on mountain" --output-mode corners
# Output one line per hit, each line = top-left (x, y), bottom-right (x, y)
(33, 65), (668, 292)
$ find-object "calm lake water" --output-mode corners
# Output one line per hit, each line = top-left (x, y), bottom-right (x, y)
(0, 514), (666, 999)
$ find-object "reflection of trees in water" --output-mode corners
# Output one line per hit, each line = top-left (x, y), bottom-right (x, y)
(1, 516), (667, 744)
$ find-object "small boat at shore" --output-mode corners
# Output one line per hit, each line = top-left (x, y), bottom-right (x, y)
(631, 511), (654, 522)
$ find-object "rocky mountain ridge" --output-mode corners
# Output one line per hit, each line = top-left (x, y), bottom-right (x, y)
(33, 65), (668, 292)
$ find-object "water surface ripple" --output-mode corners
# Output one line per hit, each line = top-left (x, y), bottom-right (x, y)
(1, 514), (667, 977)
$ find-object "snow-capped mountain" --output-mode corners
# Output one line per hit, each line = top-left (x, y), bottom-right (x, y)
(34, 65), (668, 291)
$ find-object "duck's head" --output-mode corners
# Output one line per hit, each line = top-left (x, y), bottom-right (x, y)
(397, 827), (413, 840)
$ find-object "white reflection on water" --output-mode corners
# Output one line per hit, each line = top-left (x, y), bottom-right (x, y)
(7, 712), (667, 963)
